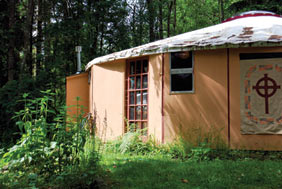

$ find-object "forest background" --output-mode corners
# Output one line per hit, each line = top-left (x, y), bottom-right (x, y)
(0, 0), (281, 147)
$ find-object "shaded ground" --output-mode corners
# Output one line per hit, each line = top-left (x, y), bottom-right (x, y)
(101, 153), (282, 189)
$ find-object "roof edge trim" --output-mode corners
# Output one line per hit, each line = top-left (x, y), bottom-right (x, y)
(86, 42), (282, 70)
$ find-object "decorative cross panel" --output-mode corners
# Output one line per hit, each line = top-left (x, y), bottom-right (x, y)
(240, 54), (282, 134)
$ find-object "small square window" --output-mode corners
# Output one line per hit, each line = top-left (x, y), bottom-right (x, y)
(170, 51), (194, 93)
(171, 73), (193, 91)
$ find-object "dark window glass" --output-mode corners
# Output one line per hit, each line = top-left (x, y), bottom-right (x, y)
(136, 106), (141, 120)
(136, 76), (141, 89)
(129, 92), (134, 104)
(129, 107), (134, 120)
(143, 60), (148, 73)
(130, 62), (135, 74)
(171, 73), (193, 91)
(130, 77), (135, 89)
(136, 91), (141, 104)
(142, 106), (147, 119)
(142, 90), (147, 104)
(171, 51), (192, 69)
(136, 61), (142, 74)
(142, 75), (148, 88)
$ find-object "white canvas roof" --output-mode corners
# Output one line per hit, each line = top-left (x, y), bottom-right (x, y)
(86, 15), (282, 70)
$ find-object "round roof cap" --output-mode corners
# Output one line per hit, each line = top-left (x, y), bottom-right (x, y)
(223, 10), (282, 23)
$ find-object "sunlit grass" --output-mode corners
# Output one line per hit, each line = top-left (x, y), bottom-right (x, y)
(101, 152), (282, 189)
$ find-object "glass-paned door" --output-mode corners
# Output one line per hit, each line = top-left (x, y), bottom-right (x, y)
(126, 58), (149, 135)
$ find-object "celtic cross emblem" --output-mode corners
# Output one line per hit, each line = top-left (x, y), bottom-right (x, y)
(252, 74), (281, 114)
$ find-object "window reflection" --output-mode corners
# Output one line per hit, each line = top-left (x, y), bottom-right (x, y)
(136, 76), (141, 89)
(136, 91), (141, 104)
(143, 60), (148, 73)
(136, 61), (141, 74)
(142, 91), (147, 104)
(142, 106), (147, 119)
(130, 62), (135, 74)
(142, 75), (148, 88)
(130, 77), (135, 89)
(136, 106), (141, 120)
(129, 107), (134, 120)
(129, 92), (134, 104)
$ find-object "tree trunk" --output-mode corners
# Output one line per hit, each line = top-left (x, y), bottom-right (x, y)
(42, 0), (50, 68)
(29, 0), (35, 76)
(158, 0), (163, 39)
(99, 12), (104, 55)
(146, 0), (155, 42)
(8, 0), (16, 81)
(173, 0), (176, 35)
(36, 0), (43, 75)
(167, 0), (173, 37)
(218, 0), (224, 22)
(22, 0), (34, 77)
(138, 8), (144, 45)
(132, 5), (138, 46)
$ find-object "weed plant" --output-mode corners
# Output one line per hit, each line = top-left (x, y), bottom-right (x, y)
(0, 92), (102, 188)
(104, 121), (282, 162)
(105, 122), (162, 156)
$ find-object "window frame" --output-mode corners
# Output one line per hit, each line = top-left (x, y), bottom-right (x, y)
(170, 51), (195, 94)
(125, 57), (149, 135)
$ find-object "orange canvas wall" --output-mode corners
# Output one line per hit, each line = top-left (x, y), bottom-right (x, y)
(89, 56), (163, 141)
(162, 47), (282, 150)
(229, 47), (282, 150)
(148, 54), (163, 141)
(85, 46), (282, 150)
(66, 72), (89, 119)
(163, 50), (229, 146)
(89, 60), (126, 140)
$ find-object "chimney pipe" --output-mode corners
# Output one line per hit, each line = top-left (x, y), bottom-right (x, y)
(75, 46), (82, 74)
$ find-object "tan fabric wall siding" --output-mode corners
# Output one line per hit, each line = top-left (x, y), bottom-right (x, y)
(90, 60), (125, 140)
(66, 72), (89, 119)
(163, 50), (228, 146)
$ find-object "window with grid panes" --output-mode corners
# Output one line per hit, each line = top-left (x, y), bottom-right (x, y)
(126, 58), (148, 134)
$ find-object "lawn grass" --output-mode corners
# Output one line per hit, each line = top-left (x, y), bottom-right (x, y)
(101, 152), (282, 189)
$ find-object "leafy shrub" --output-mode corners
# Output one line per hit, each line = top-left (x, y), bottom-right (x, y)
(0, 75), (65, 149)
(104, 123), (160, 155)
(0, 92), (101, 188)
(119, 130), (157, 155)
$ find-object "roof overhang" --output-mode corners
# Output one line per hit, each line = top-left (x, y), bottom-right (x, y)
(86, 16), (282, 70)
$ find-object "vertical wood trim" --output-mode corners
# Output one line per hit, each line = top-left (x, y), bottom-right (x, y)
(161, 53), (165, 143)
(227, 48), (231, 147)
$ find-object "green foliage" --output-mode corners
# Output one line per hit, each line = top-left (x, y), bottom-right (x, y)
(0, 76), (65, 149)
(101, 152), (282, 189)
(0, 92), (100, 188)
(104, 122), (228, 161)
(228, 0), (282, 15)
(105, 123), (159, 156)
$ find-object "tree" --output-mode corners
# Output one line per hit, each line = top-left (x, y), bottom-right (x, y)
(21, 0), (35, 77)
(158, 0), (164, 39)
(228, 0), (282, 15)
(218, 0), (225, 22)
(146, 0), (155, 42)
(8, 0), (17, 81)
